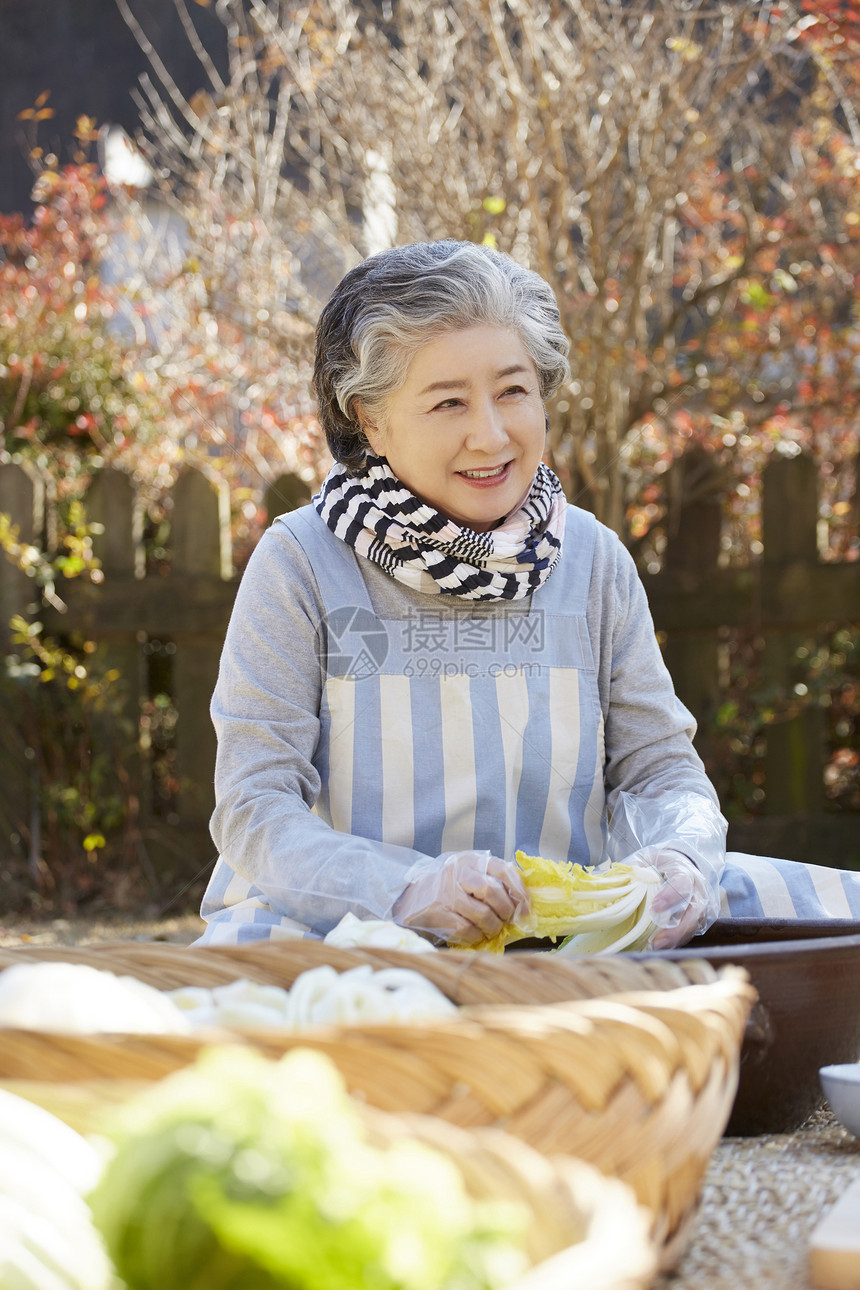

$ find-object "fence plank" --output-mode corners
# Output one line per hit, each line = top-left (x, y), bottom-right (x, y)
(172, 635), (221, 829)
(83, 469), (144, 740)
(762, 452), (818, 563)
(0, 462), (43, 643)
(265, 473), (312, 526)
(85, 468), (140, 577)
(760, 453), (825, 815)
(171, 468), (232, 579)
(168, 468), (231, 829)
(659, 448), (722, 759)
(0, 463), (45, 871)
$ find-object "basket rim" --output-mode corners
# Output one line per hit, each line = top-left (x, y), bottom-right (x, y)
(0, 968), (754, 1039)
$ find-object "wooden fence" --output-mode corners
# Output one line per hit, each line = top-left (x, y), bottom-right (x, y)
(0, 449), (857, 894)
(644, 448), (860, 865)
(0, 462), (240, 894)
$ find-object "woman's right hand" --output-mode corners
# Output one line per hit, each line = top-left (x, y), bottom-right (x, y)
(393, 851), (530, 945)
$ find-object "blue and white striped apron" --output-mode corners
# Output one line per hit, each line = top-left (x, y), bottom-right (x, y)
(719, 851), (860, 920)
(298, 503), (608, 870)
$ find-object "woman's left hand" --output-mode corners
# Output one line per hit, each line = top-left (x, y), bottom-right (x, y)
(634, 848), (712, 950)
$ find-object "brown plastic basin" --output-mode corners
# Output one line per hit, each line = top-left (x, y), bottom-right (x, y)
(652, 920), (860, 1135)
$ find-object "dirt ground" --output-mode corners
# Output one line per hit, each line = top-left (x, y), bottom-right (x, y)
(0, 912), (205, 948)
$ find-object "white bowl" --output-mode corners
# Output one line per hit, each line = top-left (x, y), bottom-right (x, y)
(819, 1063), (860, 1136)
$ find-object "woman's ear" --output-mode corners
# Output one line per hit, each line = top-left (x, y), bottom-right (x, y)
(355, 399), (385, 454)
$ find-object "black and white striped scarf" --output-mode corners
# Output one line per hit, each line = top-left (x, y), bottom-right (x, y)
(313, 453), (566, 601)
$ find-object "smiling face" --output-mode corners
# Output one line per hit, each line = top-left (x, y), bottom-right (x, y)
(360, 325), (546, 533)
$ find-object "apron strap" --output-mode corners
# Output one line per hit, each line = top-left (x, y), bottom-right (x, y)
(538, 505), (597, 617)
(279, 505), (375, 613)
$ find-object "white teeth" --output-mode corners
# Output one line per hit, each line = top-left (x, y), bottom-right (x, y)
(460, 465), (507, 478)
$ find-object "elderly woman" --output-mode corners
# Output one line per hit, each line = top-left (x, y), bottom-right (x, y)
(196, 239), (860, 948)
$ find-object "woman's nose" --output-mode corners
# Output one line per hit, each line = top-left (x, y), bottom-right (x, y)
(465, 399), (509, 451)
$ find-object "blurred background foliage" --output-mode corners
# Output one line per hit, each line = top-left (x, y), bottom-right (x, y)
(706, 624), (860, 819)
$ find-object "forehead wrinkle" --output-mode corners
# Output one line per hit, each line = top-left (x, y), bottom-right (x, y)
(417, 363), (532, 397)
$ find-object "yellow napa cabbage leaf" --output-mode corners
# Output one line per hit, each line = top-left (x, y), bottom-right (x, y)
(453, 850), (660, 955)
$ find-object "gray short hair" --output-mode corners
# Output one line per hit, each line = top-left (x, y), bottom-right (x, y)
(313, 240), (570, 472)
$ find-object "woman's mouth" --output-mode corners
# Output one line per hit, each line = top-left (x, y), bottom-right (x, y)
(457, 462), (512, 486)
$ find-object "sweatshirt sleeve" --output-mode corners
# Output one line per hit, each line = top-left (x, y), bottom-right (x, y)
(596, 528), (727, 897)
(201, 520), (434, 940)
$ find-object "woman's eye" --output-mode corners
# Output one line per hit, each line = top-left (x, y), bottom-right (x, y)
(501, 385), (527, 396)
(432, 397), (462, 410)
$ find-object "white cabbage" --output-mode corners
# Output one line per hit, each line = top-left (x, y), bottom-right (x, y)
(0, 962), (192, 1035)
(324, 912), (437, 952)
(0, 1089), (112, 1290)
(168, 963), (456, 1030)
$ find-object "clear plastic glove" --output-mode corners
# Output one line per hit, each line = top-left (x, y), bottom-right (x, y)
(392, 851), (530, 946)
(608, 790), (725, 945)
(626, 845), (712, 949)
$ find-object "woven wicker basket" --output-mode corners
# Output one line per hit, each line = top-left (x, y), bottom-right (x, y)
(2, 1074), (657, 1290)
(0, 942), (754, 1266)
